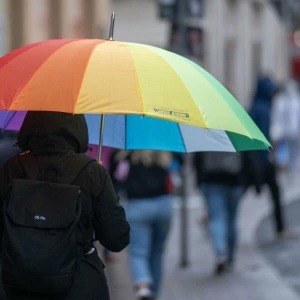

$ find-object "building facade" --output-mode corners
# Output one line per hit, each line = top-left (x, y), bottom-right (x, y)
(205, 0), (288, 107)
(113, 0), (288, 107)
(0, 0), (111, 52)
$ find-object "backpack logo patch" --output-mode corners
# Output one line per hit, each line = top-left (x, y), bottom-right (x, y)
(34, 215), (46, 221)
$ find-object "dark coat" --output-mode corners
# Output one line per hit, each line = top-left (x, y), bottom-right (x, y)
(0, 131), (20, 300)
(0, 112), (130, 300)
(125, 162), (170, 199)
(249, 76), (277, 166)
(110, 152), (174, 200)
(0, 131), (20, 167)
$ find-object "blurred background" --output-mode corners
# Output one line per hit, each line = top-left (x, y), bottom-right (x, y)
(1, 1), (300, 299)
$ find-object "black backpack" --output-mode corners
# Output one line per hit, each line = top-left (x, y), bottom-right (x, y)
(201, 152), (243, 175)
(2, 152), (94, 294)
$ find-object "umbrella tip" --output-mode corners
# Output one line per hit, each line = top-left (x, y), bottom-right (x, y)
(108, 12), (116, 41)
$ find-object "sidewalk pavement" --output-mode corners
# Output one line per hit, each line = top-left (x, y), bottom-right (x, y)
(258, 199), (300, 296)
(104, 172), (300, 300)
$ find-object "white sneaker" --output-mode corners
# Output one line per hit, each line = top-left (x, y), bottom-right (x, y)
(136, 288), (153, 300)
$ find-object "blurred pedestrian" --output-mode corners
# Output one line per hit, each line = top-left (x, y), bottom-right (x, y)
(109, 149), (129, 194)
(0, 112), (130, 300)
(250, 75), (287, 238)
(271, 78), (300, 174)
(114, 151), (174, 300)
(193, 152), (259, 275)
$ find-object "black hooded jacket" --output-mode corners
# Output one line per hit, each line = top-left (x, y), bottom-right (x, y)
(0, 112), (130, 300)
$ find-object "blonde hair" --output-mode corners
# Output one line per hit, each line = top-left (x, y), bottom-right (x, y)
(129, 151), (172, 168)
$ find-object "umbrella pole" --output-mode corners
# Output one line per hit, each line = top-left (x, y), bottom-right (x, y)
(97, 115), (105, 162)
(177, 0), (189, 268)
(97, 12), (115, 162)
(180, 155), (189, 268)
(109, 12), (115, 40)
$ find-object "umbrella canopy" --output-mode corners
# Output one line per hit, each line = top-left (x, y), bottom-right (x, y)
(0, 39), (270, 151)
(2, 112), (266, 152)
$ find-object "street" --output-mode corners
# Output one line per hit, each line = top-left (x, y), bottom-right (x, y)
(105, 172), (300, 300)
(259, 199), (300, 296)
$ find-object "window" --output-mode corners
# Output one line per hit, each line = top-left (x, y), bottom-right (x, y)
(9, 0), (24, 49)
(49, 0), (62, 38)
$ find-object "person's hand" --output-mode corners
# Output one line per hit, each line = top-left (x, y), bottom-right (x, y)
(114, 161), (130, 181)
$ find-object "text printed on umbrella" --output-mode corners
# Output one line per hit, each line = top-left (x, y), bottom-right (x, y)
(153, 108), (190, 119)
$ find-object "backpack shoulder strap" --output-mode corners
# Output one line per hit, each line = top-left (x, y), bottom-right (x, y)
(19, 151), (40, 180)
(59, 154), (95, 185)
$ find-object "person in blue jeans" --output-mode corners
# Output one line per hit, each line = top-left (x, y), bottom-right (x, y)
(194, 152), (260, 275)
(113, 151), (177, 300)
(126, 195), (172, 298)
(201, 184), (244, 270)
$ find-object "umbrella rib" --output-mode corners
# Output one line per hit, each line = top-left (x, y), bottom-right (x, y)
(177, 123), (187, 153)
(73, 41), (103, 113)
(0, 41), (44, 70)
(125, 115), (128, 150)
(122, 45), (144, 115)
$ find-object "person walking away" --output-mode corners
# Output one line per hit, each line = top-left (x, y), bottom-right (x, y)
(193, 152), (259, 275)
(271, 78), (300, 174)
(250, 75), (288, 238)
(0, 112), (130, 300)
(115, 151), (174, 300)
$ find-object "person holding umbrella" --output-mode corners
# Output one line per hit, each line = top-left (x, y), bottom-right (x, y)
(0, 28), (272, 299)
(0, 112), (130, 299)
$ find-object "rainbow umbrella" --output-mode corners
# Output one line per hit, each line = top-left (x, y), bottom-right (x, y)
(0, 18), (270, 157)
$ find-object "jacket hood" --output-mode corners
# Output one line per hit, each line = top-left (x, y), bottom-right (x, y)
(17, 112), (89, 154)
(253, 76), (277, 103)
